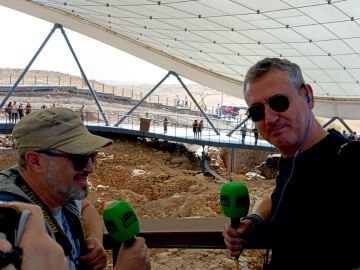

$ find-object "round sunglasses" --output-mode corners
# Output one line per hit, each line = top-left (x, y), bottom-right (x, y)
(246, 94), (290, 122)
(38, 151), (98, 171)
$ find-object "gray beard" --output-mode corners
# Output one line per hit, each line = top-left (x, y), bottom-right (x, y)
(46, 160), (89, 200)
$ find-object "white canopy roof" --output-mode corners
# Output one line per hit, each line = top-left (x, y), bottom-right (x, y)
(2, 0), (360, 119)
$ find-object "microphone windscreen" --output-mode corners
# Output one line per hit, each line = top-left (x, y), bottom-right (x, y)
(103, 201), (140, 242)
(220, 182), (249, 219)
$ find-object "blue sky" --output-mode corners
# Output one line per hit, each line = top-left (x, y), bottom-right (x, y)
(0, 6), (194, 85)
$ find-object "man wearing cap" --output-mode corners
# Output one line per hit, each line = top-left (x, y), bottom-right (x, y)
(0, 108), (150, 270)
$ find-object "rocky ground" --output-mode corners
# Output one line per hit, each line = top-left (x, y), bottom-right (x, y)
(0, 132), (276, 270)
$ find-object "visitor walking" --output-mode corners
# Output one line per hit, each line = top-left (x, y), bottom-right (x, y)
(18, 103), (24, 120)
(11, 101), (18, 124)
(176, 95), (180, 107)
(253, 127), (259, 146)
(198, 120), (203, 139)
(240, 124), (247, 144)
(25, 102), (32, 115)
(5, 101), (12, 123)
(78, 104), (85, 122)
(192, 120), (198, 138)
(163, 116), (168, 134)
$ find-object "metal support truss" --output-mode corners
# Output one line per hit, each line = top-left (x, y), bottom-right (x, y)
(322, 116), (352, 133)
(0, 24), (110, 126)
(59, 25), (109, 126)
(0, 24), (58, 109)
(114, 71), (171, 126)
(173, 72), (219, 135)
(114, 71), (219, 135)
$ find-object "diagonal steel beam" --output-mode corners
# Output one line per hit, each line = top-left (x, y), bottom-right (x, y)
(337, 117), (353, 133)
(0, 24), (59, 109)
(59, 25), (110, 126)
(322, 116), (337, 129)
(114, 71), (171, 127)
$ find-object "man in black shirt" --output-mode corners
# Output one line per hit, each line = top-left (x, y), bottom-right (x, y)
(223, 58), (360, 269)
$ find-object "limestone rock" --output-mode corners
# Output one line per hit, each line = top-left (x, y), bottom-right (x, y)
(223, 258), (236, 269)
(245, 172), (266, 181)
(255, 153), (280, 179)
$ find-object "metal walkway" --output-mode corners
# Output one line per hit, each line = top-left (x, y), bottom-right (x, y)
(0, 114), (277, 152)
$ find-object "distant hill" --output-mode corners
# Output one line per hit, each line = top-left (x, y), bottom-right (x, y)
(0, 68), (246, 108)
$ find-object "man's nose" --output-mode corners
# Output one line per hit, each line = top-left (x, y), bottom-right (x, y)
(83, 157), (94, 173)
(264, 104), (279, 125)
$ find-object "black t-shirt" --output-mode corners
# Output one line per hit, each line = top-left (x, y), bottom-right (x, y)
(267, 130), (360, 270)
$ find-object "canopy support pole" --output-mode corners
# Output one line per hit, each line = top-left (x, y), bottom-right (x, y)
(59, 25), (110, 126)
(322, 116), (352, 133)
(114, 71), (171, 127)
(0, 24), (58, 109)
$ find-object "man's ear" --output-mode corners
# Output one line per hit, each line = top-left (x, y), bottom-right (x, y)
(305, 84), (315, 109)
(24, 151), (45, 173)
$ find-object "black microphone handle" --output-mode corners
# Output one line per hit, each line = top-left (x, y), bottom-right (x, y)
(124, 237), (136, 248)
(231, 218), (240, 229)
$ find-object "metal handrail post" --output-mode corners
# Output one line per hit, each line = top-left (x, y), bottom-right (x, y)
(0, 24), (58, 109)
(227, 117), (249, 137)
(172, 72), (220, 135)
(201, 146), (206, 174)
(114, 72), (171, 127)
(59, 25), (110, 126)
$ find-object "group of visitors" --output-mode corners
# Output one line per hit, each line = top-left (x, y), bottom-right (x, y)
(4, 102), (87, 124)
(5, 101), (31, 123)
(176, 95), (189, 108)
(192, 119), (203, 138)
(343, 130), (359, 141)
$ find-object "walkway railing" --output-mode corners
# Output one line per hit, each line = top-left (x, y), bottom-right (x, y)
(0, 107), (274, 149)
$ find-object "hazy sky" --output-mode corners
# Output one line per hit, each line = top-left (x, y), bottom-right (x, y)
(0, 6), (194, 85)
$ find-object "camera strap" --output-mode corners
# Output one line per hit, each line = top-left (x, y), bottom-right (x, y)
(15, 176), (82, 269)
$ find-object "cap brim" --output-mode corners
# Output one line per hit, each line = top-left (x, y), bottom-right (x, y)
(56, 132), (112, 154)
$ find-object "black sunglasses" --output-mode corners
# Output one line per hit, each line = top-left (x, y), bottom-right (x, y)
(38, 151), (98, 171)
(246, 94), (290, 122)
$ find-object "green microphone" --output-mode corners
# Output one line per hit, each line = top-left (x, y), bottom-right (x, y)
(103, 201), (140, 247)
(220, 182), (250, 229)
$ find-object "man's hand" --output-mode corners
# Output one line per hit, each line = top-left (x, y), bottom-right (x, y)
(0, 237), (15, 270)
(4, 203), (69, 270)
(115, 237), (150, 270)
(222, 219), (254, 257)
(79, 237), (107, 270)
